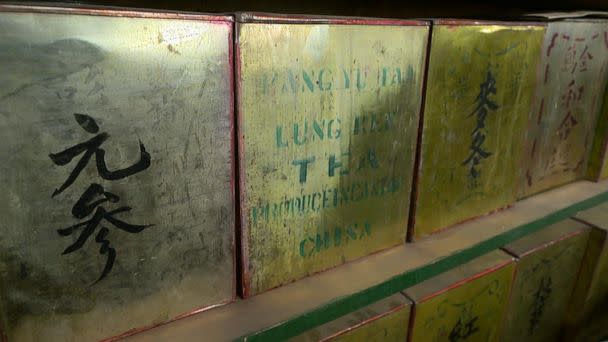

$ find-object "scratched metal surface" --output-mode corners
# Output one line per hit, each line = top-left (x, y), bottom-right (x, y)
(0, 9), (234, 342)
(412, 23), (545, 239)
(405, 250), (515, 342)
(520, 20), (608, 197)
(289, 293), (411, 342)
(501, 221), (588, 342)
(237, 20), (429, 296)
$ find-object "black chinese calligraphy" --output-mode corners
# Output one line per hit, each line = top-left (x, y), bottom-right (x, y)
(448, 315), (480, 342)
(50, 113), (152, 284)
(528, 276), (552, 335)
(49, 113), (151, 197)
(462, 70), (499, 187)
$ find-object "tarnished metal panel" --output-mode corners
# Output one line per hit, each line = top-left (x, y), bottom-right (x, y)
(520, 20), (608, 196)
(236, 15), (429, 296)
(411, 21), (545, 240)
(289, 293), (411, 342)
(0, 5), (235, 341)
(586, 81), (608, 181)
(404, 250), (515, 342)
(501, 220), (589, 342)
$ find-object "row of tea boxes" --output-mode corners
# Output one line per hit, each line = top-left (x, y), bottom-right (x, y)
(293, 202), (608, 342)
(1, 4), (608, 341)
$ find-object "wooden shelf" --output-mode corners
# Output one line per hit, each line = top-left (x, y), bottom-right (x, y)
(125, 180), (608, 342)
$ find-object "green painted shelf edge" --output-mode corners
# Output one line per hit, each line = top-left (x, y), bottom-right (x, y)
(238, 189), (608, 341)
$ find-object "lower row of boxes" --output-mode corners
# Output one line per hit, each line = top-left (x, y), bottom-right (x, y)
(291, 203), (608, 342)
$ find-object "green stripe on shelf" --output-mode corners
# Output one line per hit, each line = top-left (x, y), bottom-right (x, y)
(238, 190), (608, 342)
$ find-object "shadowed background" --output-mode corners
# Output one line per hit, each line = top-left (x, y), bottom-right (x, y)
(4, 0), (608, 17)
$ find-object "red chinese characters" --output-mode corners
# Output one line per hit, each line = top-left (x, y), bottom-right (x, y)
(520, 21), (608, 198)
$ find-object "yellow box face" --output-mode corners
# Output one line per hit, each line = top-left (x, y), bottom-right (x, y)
(571, 204), (608, 321)
(237, 21), (429, 295)
(520, 21), (608, 196)
(502, 223), (588, 342)
(585, 243), (608, 309)
(0, 9), (235, 341)
(587, 82), (608, 181)
(406, 251), (515, 342)
(413, 23), (544, 239)
(290, 293), (411, 342)
(327, 310), (408, 342)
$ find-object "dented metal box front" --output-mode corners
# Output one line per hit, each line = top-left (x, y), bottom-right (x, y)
(290, 293), (412, 342)
(404, 250), (515, 342)
(0, 5), (235, 341)
(501, 220), (589, 342)
(236, 13), (429, 296)
(411, 20), (545, 240)
(520, 20), (608, 197)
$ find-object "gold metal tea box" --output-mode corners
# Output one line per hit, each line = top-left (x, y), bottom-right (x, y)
(0, 5), (235, 341)
(520, 20), (608, 197)
(236, 13), (429, 296)
(587, 81), (608, 181)
(289, 293), (412, 341)
(403, 250), (515, 342)
(411, 20), (545, 240)
(501, 220), (589, 342)
(565, 202), (608, 339)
